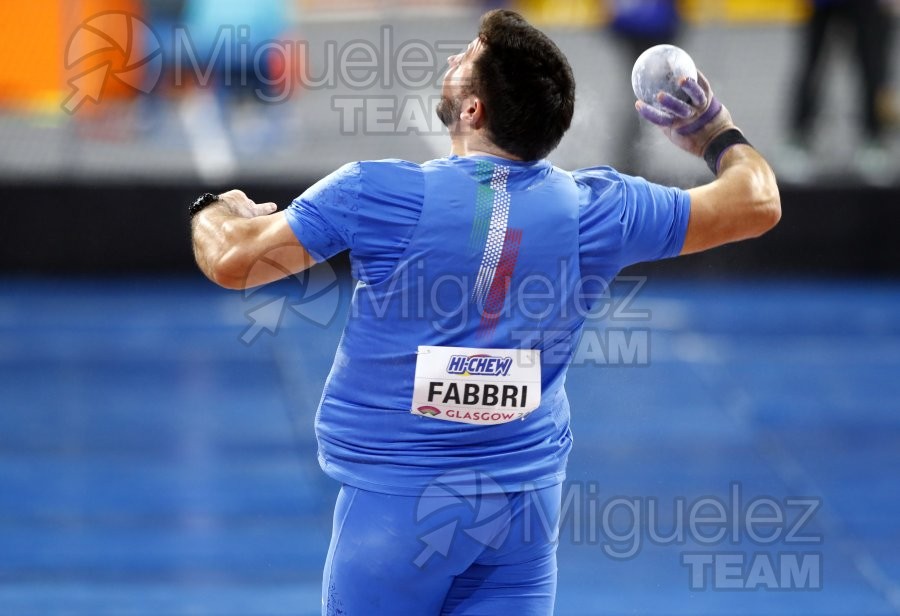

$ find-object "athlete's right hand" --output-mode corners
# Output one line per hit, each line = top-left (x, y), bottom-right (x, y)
(635, 72), (736, 159)
(217, 189), (278, 219)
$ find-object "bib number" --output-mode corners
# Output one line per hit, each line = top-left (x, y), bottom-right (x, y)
(411, 345), (541, 425)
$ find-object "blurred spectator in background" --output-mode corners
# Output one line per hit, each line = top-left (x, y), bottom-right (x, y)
(176, 0), (292, 181)
(783, 0), (895, 184)
(878, 0), (899, 132)
(605, 0), (681, 175)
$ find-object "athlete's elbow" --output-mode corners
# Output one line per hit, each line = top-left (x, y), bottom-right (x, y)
(207, 220), (255, 289)
(210, 271), (246, 290)
(739, 162), (781, 239)
(749, 177), (781, 238)
(760, 194), (781, 235)
(210, 246), (252, 290)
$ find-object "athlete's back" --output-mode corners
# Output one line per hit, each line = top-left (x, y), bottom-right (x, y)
(285, 154), (690, 496)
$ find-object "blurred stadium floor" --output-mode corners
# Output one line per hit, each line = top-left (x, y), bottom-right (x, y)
(1, 276), (899, 615)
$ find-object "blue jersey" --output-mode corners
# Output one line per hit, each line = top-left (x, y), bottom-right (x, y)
(286, 155), (689, 495)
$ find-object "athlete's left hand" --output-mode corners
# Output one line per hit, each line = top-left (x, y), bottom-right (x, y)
(635, 71), (735, 158)
(216, 189), (278, 219)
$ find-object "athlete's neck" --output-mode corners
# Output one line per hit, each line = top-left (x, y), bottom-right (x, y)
(448, 133), (521, 161)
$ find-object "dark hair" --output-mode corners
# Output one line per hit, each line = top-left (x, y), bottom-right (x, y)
(472, 10), (575, 160)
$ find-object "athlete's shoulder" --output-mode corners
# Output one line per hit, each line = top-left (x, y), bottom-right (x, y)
(570, 165), (630, 209)
(571, 165), (628, 190)
(350, 159), (422, 189)
(574, 164), (691, 266)
(336, 159), (425, 210)
(356, 158), (424, 175)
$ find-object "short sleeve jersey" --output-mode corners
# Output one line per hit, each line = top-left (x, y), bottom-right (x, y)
(285, 155), (690, 493)
(286, 157), (689, 285)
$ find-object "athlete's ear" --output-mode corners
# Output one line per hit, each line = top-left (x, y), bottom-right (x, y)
(460, 95), (485, 130)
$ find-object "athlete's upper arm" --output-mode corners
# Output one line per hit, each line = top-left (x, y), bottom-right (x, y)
(216, 211), (315, 289)
(617, 174), (691, 266)
(576, 167), (691, 272)
(681, 145), (781, 255)
(284, 162), (360, 263)
(283, 160), (423, 283)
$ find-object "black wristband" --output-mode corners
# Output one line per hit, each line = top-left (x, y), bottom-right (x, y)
(703, 129), (752, 175)
(189, 192), (220, 218)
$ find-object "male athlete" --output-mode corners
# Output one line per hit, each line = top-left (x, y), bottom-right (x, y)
(190, 9), (780, 615)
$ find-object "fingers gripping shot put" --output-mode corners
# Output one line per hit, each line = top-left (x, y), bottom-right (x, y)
(190, 10), (780, 615)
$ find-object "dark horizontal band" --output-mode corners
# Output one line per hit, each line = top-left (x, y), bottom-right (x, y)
(703, 128), (752, 175)
(189, 192), (220, 218)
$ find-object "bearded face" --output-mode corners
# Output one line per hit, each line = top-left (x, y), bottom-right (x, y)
(437, 38), (483, 132)
(436, 94), (463, 129)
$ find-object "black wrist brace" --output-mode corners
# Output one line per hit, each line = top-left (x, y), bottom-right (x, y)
(703, 129), (752, 175)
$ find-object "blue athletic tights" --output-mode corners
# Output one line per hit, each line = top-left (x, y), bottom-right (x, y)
(322, 482), (562, 615)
